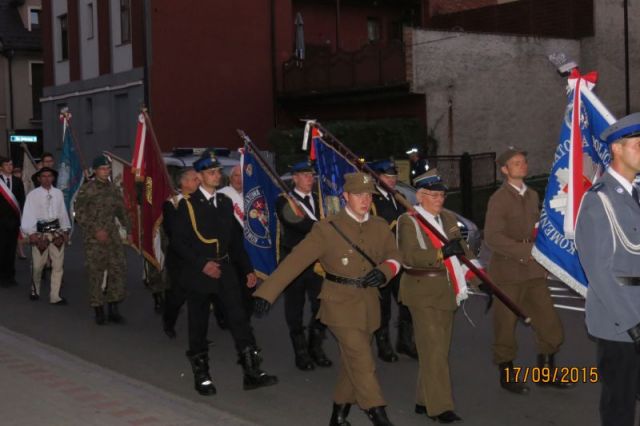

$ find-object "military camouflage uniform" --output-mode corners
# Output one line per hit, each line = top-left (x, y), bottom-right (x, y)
(75, 178), (130, 307)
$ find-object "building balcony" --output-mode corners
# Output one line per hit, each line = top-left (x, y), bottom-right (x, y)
(279, 41), (408, 99)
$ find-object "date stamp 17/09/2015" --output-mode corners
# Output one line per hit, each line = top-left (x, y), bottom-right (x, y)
(504, 367), (599, 384)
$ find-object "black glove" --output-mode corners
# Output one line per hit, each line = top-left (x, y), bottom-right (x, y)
(362, 268), (386, 288)
(442, 238), (465, 259)
(628, 323), (640, 353)
(253, 297), (272, 318)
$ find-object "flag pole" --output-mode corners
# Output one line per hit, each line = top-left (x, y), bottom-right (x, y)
(141, 108), (177, 196)
(60, 109), (88, 172)
(236, 129), (304, 217)
(309, 121), (531, 324)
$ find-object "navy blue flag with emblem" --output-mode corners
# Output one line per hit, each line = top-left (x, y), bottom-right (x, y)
(57, 110), (85, 227)
(242, 146), (281, 278)
(311, 131), (357, 217)
(532, 70), (615, 297)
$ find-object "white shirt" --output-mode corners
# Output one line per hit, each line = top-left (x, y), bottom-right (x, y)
(21, 186), (70, 235)
(509, 182), (528, 196)
(345, 206), (370, 223)
(199, 186), (217, 207)
(608, 167), (634, 195)
(414, 205), (445, 234)
(294, 188), (315, 214)
(218, 185), (244, 226)
(1, 173), (11, 191)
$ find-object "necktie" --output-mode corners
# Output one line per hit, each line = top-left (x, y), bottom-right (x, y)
(435, 215), (441, 225)
(632, 186), (640, 207)
(303, 195), (314, 215)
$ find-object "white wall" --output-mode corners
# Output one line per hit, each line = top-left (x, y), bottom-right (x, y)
(52, 0), (69, 85)
(409, 29), (580, 176)
(110, 0), (132, 74)
(80, 0), (99, 79)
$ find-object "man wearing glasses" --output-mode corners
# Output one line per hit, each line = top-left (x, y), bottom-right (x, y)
(21, 167), (70, 304)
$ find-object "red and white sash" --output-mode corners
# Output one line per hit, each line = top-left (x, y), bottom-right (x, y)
(0, 176), (20, 219)
(407, 207), (483, 305)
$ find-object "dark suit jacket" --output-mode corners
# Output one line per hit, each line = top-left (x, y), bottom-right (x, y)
(172, 189), (253, 294)
(371, 188), (406, 232)
(276, 191), (320, 256)
(0, 176), (25, 229)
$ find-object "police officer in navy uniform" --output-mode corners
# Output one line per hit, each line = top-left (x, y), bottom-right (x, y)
(368, 159), (418, 362)
(171, 150), (277, 395)
(276, 160), (332, 370)
(576, 112), (640, 426)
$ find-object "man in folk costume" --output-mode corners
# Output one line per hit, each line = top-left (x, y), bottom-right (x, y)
(21, 167), (70, 304)
(275, 160), (331, 371)
(397, 169), (477, 424)
(0, 156), (25, 287)
(576, 113), (640, 426)
(171, 150), (277, 395)
(254, 172), (401, 426)
(484, 147), (572, 393)
(368, 159), (417, 362)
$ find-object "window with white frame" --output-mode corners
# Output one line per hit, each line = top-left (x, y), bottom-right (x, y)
(120, 0), (131, 44)
(87, 2), (94, 39)
(29, 7), (41, 31)
(59, 14), (69, 60)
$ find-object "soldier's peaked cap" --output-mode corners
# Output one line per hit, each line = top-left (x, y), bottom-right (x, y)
(343, 172), (378, 194)
(414, 168), (448, 192)
(496, 146), (528, 167)
(194, 149), (221, 172)
(368, 159), (398, 176)
(601, 112), (640, 144)
(290, 160), (314, 174)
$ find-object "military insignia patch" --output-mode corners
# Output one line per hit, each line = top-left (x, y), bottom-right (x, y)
(246, 164), (253, 177)
(341, 257), (349, 266)
(243, 186), (272, 249)
(363, 175), (370, 184)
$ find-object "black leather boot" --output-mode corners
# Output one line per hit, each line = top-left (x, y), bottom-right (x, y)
(396, 320), (418, 359)
(499, 361), (530, 394)
(364, 406), (394, 426)
(152, 291), (164, 314)
(428, 410), (463, 423)
(290, 329), (315, 371)
(329, 403), (351, 426)
(238, 346), (279, 390)
(309, 325), (332, 368)
(375, 327), (398, 363)
(186, 350), (216, 395)
(162, 313), (177, 339)
(94, 306), (106, 325)
(107, 302), (125, 323)
(537, 353), (575, 389)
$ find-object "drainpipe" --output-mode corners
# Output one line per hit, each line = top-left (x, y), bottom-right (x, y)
(624, 0), (630, 114)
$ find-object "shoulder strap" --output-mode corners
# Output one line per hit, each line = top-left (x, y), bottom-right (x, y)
(328, 221), (376, 267)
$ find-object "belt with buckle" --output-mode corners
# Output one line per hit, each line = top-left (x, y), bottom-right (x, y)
(404, 268), (446, 278)
(325, 272), (366, 288)
(36, 219), (60, 233)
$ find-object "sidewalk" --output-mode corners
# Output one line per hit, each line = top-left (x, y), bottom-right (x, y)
(0, 326), (258, 426)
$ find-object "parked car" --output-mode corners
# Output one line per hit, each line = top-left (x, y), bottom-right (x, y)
(162, 148), (240, 188)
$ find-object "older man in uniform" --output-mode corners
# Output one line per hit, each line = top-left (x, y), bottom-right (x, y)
(397, 169), (474, 423)
(369, 159), (417, 362)
(171, 151), (277, 396)
(75, 155), (131, 325)
(254, 172), (401, 426)
(576, 113), (640, 426)
(275, 160), (331, 371)
(21, 167), (70, 304)
(484, 147), (570, 394)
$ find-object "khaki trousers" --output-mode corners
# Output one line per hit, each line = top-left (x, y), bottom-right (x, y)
(330, 326), (386, 409)
(409, 305), (455, 416)
(493, 278), (564, 364)
(31, 242), (65, 303)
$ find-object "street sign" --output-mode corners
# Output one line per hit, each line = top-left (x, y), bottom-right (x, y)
(10, 135), (38, 143)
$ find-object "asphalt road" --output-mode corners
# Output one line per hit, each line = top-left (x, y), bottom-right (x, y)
(0, 233), (602, 426)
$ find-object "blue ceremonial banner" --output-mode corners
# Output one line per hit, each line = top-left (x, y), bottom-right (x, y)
(242, 146), (282, 277)
(57, 112), (84, 226)
(532, 71), (616, 296)
(311, 133), (357, 217)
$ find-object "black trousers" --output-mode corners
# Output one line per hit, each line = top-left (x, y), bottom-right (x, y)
(163, 264), (187, 328)
(379, 274), (412, 330)
(284, 264), (323, 332)
(597, 337), (640, 426)
(0, 222), (18, 282)
(187, 265), (255, 354)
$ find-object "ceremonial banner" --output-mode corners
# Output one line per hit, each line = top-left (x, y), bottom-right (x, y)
(20, 143), (37, 194)
(311, 131), (356, 217)
(104, 151), (140, 252)
(242, 145), (281, 277)
(532, 70), (616, 296)
(133, 112), (174, 270)
(57, 110), (85, 225)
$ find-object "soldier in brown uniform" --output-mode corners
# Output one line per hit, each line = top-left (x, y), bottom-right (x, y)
(253, 172), (401, 426)
(397, 169), (474, 424)
(484, 147), (571, 394)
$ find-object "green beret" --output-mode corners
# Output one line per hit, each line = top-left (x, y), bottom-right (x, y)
(92, 154), (111, 169)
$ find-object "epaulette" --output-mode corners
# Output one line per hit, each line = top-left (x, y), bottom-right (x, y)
(589, 182), (605, 192)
